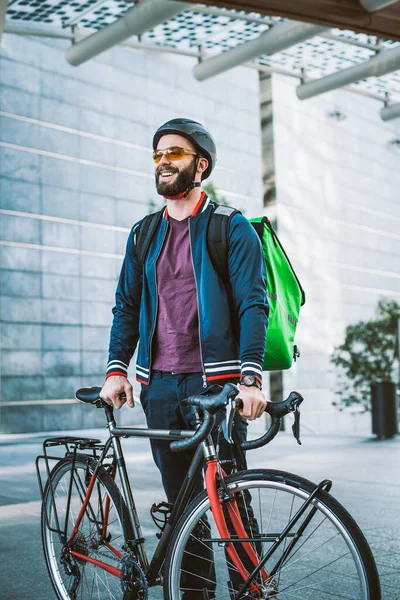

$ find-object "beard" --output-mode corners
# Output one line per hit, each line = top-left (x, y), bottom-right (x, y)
(155, 158), (197, 197)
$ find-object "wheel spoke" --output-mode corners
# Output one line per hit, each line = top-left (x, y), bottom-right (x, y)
(269, 530), (343, 581)
(183, 547), (239, 573)
(278, 551), (352, 594)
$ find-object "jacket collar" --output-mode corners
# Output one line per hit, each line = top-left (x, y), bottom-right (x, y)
(164, 192), (209, 220)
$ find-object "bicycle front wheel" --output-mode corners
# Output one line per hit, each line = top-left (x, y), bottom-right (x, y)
(41, 454), (133, 600)
(164, 469), (380, 600)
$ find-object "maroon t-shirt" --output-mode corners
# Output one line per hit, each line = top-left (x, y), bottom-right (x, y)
(152, 215), (203, 373)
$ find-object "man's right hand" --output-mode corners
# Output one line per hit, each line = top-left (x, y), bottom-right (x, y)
(100, 376), (134, 410)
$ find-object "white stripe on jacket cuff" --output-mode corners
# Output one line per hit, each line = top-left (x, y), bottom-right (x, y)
(241, 362), (263, 379)
(107, 360), (128, 375)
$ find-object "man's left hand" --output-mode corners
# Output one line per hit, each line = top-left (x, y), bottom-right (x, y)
(237, 384), (267, 420)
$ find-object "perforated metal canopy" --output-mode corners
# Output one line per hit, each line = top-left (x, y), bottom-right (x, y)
(4, 0), (400, 104)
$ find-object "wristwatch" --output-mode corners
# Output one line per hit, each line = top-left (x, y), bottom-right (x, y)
(240, 375), (262, 390)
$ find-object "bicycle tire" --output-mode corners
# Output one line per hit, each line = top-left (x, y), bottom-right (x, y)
(164, 468), (381, 600)
(41, 454), (133, 600)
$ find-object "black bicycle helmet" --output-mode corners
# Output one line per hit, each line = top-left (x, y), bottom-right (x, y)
(153, 118), (217, 180)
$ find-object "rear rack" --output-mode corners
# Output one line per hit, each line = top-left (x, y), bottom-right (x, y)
(43, 436), (104, 450)
(36, 436), (110, 544)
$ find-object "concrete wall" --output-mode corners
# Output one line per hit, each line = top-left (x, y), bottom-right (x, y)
(0, 34), (263, 433)
(271, 73), (400, 434)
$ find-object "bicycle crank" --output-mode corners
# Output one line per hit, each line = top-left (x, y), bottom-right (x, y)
(119, 554), (148, 600)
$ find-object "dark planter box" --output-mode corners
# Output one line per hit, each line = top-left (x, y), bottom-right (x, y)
(371, 381), (398, 439)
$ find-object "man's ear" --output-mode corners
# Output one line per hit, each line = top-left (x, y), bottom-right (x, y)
(197, 157), (209, 176)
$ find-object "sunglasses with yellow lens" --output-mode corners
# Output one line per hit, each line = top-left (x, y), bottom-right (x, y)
(153, 146), (197, 164)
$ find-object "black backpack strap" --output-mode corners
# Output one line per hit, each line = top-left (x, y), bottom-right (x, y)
(134, 210), (164, 266)
(250, 217), (269, 245)
(207, 204), (239, 284)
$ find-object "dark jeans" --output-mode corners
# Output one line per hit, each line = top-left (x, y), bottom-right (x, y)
(140, 372), (248, 503)
(140, 372), (259, 598)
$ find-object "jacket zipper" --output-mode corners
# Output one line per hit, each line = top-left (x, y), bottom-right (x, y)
(148, 222), (169, 384)
(189, 218), (207, 388)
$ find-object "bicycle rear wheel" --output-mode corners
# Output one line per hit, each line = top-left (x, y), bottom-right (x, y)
(164, 469), (380, 600)
(41, 454), (133, 600)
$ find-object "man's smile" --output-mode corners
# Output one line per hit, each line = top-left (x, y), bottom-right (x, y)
(158, 168), (178, 181)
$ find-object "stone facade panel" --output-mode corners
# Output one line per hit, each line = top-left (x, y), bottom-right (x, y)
(1, 37), (262, 433)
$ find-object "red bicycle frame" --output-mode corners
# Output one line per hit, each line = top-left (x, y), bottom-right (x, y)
(67, 471), (122, 577)
(205, 458), (272, 597)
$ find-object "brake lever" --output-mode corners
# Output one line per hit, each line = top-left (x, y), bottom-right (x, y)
(221, 397), (237, 444)
(292, 406), (302, 445)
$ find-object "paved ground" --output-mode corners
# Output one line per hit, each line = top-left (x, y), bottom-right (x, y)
(0, 424), (399, 600)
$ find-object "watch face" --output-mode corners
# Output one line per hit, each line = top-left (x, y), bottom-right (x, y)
(241, 375), (261, 389)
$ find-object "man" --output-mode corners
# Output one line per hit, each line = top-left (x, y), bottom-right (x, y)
(100, 118), (268, 594)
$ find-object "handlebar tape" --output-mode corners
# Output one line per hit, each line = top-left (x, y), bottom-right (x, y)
(241, 417), (281, 450)
(241, 391), (304, 450)
(170, 408), (215, 453)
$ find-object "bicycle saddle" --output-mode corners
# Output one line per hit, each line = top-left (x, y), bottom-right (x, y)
(76, 387), (102, 403)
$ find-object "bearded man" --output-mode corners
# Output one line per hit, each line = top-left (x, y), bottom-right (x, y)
(100, 118), (268, 597)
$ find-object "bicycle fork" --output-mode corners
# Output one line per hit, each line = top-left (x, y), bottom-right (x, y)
(204, 458), (273, 599)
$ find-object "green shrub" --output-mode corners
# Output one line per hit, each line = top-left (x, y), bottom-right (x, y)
(331, 299), (400, 411)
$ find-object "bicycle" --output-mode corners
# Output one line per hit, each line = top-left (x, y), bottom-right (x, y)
(36, 383), (381, 600)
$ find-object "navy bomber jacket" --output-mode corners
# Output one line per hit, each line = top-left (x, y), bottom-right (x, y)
(106, 193), (269, 387)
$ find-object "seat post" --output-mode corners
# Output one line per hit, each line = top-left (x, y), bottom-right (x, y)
(104, 404), (116, 429)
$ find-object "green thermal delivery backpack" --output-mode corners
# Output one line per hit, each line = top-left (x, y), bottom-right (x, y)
(135, 205), (305, 372)
(207, 205), (306, 371)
